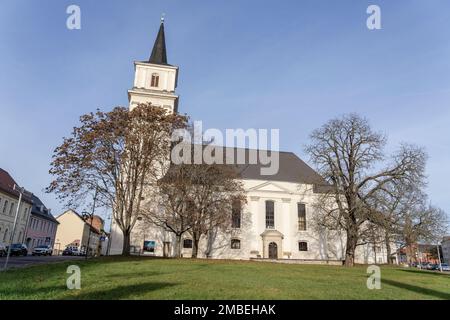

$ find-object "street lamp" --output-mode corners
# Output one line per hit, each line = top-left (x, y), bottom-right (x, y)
(2, 185), (32, 271)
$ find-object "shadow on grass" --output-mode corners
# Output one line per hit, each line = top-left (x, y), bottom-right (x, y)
(382, 279), (450, 300)
(67, 282), (177, 300)
(398, 269), (450, 277)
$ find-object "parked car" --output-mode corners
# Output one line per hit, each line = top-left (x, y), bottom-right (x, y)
(440, 263), (450, 271)
(32, 245), (53, 256)
(62, 247), (79, 256)
(8, 243), (28, 256)
(0, 242), (6, 257)
(428, 264), (438, 270)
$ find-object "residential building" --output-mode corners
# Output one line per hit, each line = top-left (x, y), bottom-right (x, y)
(24, 195), (59, 253)
(55, 210), (102, 255)
(0, 168), (33, 245)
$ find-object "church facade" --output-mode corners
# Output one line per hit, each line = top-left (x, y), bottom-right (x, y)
(109, 20), (393, 265)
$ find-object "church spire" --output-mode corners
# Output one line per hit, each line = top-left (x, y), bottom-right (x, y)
(149, 16), (168, 65)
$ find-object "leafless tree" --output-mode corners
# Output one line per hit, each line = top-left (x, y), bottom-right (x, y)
(47, 103), (187, 255)
(306, 113), (426, 266)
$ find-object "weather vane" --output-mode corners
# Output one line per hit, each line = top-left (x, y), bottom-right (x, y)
(161, 13), (165, 23)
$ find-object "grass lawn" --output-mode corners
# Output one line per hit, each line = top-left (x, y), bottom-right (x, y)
(0, 257), (449, 300)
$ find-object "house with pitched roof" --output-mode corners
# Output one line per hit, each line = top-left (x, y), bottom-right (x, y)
(0, 168), (33, 245)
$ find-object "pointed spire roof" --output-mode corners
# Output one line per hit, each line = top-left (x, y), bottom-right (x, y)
(149, 20), (168, 65)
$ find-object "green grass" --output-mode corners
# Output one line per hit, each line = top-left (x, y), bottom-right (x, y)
(0, 257), (449, 299)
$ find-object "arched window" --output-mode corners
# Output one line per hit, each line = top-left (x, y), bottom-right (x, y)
(298, 241), (308, 251)
(151, 73), (160, 87)
(265, 201), (274, 229)
(183, 239), (193, 249)
(231, 199), (241, 229)
(231, 239), (241, 249)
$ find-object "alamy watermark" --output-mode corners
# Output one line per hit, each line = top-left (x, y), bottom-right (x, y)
(366, 265), (381, 290)
(171, 121), (280, 176)
(66, 265), (81, 290)
(66, 5), (81, 30)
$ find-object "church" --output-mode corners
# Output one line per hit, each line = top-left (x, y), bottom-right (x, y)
(109, 19), (392, 265)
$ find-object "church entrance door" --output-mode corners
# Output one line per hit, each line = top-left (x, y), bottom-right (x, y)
(268, 242), (278, 259)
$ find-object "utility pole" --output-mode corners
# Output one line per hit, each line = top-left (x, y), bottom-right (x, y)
(3, 185), (31, 271)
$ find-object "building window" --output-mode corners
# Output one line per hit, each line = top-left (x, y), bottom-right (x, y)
(2, 200), (8, 214)
(151, 73), (159, 87)
(3, 229), (8, 241)
(183, 239), (193, 249)
(231, 239), (241, 249)
(298, 241), (308, 251)
(231, 199), (241, 229)
(9, 202), (14, 215)
(265, 201), (274, 229)
(298, 203), (306, 231)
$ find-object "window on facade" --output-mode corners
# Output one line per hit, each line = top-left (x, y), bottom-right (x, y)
(298, 203), (306, 231)
(3, 229), (8, 241)
(231, 199), (241, 229)
(231, 239), (241, 249)
(298, 241), (308, 251)
(151, 73), (160, 87)
(265, 201), (274, 229)
(2, 200), (8, 214)
(183, 239), (193, 249)
(9, 202), (14, 215)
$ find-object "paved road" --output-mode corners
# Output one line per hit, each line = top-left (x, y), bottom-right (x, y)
(0, 255), (84, 270)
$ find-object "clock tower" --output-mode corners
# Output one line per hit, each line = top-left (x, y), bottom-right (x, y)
(128, 18), (179, 113)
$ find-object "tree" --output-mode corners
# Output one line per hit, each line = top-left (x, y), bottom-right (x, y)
(143, 154), (247, 258)
(183, 163), (246, 258)
(47, 103), (187, 255)
(306, 113), (426, 266)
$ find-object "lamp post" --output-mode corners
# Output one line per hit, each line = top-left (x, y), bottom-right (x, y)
(3, 185), (31, 271)
(83, 188), (98, 260)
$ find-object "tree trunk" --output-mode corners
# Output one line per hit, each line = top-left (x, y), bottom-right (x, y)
(121, 230), (131, 256)
(344, 230), (357, 267)
(175, 234), (182, 258)
(192, 236), (200, 258)
(385, 231), (392, 264)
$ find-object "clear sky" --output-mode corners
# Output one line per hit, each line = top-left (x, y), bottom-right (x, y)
(1, 0), (449, 223)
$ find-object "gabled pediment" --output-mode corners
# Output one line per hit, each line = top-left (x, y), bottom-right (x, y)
(248, 181), (292, 194)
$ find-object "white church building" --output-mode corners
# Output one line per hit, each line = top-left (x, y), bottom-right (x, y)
(109, 20), (392, 265)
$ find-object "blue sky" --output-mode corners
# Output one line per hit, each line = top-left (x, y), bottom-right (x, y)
(0, 0), (449, 223)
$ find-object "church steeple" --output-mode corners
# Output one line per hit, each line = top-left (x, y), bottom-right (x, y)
(128, 16), (179, 113)
(149, 18), (168, 65)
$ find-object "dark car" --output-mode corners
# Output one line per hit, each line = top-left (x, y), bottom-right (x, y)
(32, 245), (53, 256)
(62, 247), (79, 256)
(8, 243), (28, 256)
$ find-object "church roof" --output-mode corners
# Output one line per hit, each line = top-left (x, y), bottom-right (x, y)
(148, 21), (168, 65)
(166, 146), (331, 192)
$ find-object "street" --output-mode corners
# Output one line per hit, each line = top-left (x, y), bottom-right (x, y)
(0, 255), (83, 270)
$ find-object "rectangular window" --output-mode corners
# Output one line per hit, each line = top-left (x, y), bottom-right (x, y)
(298, 203), (306, 231)
(183, 239), (193, 249)
(9, 202), (14, 215)
(231, 239), (241, 249)
(231, 199), (241, 229)
(3, 200), (8, 213)
(265, 201), (274, 229)
(299, 242), (308, 251)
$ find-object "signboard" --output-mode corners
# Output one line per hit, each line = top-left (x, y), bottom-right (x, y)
(100, 236), (106, 242)
(143, 240), (156, 253)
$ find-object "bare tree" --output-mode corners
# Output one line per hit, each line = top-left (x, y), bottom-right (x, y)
(185, 163), (246, 258)
(306, 113), (426, 266)
(47, 103), (187, 255)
